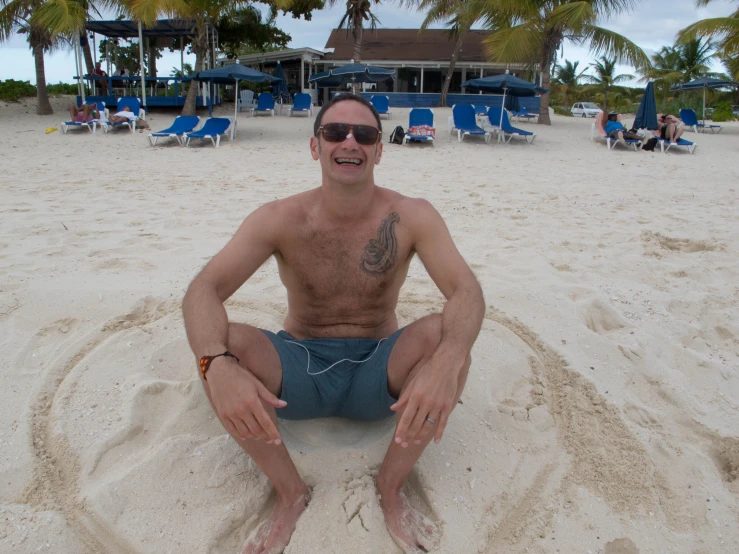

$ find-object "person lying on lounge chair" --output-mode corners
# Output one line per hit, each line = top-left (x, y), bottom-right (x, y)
(108, 106), (150, 131)
(656, 113), (685, 142)
(605, 112), (641, 144)
(68, 103), (98, 124)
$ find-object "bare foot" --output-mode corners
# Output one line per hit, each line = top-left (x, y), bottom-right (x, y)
(241, 491), (310, 554)
(378, 487), (440, 553)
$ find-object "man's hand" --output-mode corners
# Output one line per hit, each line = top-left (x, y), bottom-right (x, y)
(206, 358), (286, 445)
(390, 358), (460, 447)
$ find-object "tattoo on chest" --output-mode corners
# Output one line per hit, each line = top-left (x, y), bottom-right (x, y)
(360, 212), (400, 276)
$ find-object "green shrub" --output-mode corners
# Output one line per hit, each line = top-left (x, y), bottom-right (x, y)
(0, 79), (37, 101)
(47, 82), (82, 95)
(711, 100), (735, 122)
(552, 105), (571, 116)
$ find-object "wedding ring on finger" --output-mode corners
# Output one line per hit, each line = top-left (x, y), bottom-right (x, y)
(426, 416), (437, 424)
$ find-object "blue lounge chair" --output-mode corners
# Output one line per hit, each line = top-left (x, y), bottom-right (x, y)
(590, 112), (641, 151)
(61, 101), (105, 134)
(371, 95), (392, 119)
(183, 117), (231, 148)
(679, 108), (721, 134)
(511, 106), (538, 123)
(289, 93), (313, 117)
(251, 93), (275, 117)
(658, 136), (697, 154)
(488, 107), (536, 143)
(148, 116), (200, 146)
(473, 105), (489, 117)
(102, 97), (145, 133)
(403, 108), (435, 145)
(450, 104), (490, 143)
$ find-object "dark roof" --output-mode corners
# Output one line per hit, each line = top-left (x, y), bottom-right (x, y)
(324, 29), (493, 63)
(85, 19), (211, 39)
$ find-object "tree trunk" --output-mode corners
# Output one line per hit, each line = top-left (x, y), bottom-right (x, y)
(603, 86), (608, 113)
(182, 48), (204, 116)
(148, 44), (158, 79)
(440, 24), (469, 108)
(538, 42), (555, 125)
(352, 19), (363, 95)
(81, 33), (94, 74)
(32, 40), (53, 115)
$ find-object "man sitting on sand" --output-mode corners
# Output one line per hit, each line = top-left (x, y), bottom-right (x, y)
(182, 93), (485, 553)
(107, 106), (149, 131)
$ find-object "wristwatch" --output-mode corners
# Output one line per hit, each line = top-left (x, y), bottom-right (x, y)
(199, 351), (240, 381)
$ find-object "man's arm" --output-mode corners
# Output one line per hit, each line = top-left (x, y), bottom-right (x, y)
(411, 199), (485, 364)
(183, 202), (287, 444)
(183, 201), (280, 365)
(392, 199), (485, 444)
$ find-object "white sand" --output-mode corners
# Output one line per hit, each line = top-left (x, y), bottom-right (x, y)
(1, 95), (738, 554)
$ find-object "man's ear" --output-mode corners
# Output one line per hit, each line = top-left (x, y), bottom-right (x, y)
(310, 136), (321, 161)
(374, 141), (383, 165)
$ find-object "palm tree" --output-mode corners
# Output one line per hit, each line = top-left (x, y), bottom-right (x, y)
(0, 0), (76, 114)
(326, 0), (382, 64)
(676, 37), (716, 81)
(474, 0), (650, 125)
(678, 0), (739, 61)
(583, 55), (633, 112)
(553, 59), (586, 107)
(638, 45), (682, 103)
(401, 0), (485, 107)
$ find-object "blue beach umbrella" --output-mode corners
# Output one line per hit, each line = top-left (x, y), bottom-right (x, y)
(670, 76), (739, 122)
(633, 82), (658, 130)
(461, 73), (548, 129)
(272, 61), (289, 99)
(308, 62), (395, 89)
(193, 62), (280, 139)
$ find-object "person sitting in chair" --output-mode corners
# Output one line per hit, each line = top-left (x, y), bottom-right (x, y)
(68, 103), (98, 124)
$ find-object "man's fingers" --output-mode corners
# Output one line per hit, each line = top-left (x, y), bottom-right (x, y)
(394, 402), (418, 445)
(258, 385), (286, 409)
(242, 412), (270, 442)
(390, 393), (408, 412)
(253, 404), (282, 445)
(413, 412), (440, 444)
(405, 408), (430, 445)
(228, 416), (253, 441)
(434, 410), (450, 444)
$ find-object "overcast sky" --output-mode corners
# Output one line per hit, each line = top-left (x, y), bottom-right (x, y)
(0, 0), (734, 86)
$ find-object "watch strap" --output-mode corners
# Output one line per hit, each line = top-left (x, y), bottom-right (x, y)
(199, 351), (240, 381)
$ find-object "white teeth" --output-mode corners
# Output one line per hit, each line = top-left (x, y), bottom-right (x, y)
(336, 158), (362, 165)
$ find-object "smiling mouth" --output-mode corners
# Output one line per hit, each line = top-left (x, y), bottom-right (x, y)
(335, 158), (363, 167)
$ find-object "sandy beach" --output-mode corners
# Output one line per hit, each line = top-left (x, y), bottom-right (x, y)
(1, 95), (738, 554)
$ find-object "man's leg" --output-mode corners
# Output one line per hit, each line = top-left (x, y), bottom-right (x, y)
(68, 105), (78, 119)
(377, 314), (470, 553)
(200, 322), (309, 554)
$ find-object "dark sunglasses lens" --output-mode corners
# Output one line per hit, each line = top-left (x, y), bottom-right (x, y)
(353, 125), (380, 145)
(321, 123), (350, 142)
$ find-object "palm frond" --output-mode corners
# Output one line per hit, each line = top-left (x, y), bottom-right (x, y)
(32, 0), (87, 34)
(547, 1), (595, 34)
(484, 20), (543, 64)
(583, 25), (651, 69)
(677, 16), (739, 46)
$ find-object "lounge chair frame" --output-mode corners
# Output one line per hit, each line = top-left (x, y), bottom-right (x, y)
(251, 93), (275, 117)
(183, 117), (232, 148)
(148, 115), (200, 146)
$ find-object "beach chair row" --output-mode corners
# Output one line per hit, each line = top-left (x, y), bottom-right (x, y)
(148, 116), (232, 147)
(61, 98), (146, 134)
(447, 104), (537, 144)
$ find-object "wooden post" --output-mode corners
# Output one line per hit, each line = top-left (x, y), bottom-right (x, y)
(138, 22), (146, 107)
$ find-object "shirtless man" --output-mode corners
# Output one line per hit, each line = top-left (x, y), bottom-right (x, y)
(182, 93), (485, 554)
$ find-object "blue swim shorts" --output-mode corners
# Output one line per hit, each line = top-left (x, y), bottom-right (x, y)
(260, 328), (405, 421)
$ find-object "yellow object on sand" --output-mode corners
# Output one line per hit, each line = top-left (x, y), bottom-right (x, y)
(45, 127), (58, 134)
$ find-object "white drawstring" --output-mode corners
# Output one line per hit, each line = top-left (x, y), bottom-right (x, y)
(285, 338), (386, 376)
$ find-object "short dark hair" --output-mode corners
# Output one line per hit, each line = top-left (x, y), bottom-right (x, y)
(313, 93), (383, 136)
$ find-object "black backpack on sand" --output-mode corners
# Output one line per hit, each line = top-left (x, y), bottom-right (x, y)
(389, 125), (405, 144)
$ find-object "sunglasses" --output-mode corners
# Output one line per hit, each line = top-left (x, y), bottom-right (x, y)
(317, 123), (382, 146)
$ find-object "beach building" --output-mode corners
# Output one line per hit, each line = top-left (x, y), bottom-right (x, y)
(235, 29), (541, 110)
